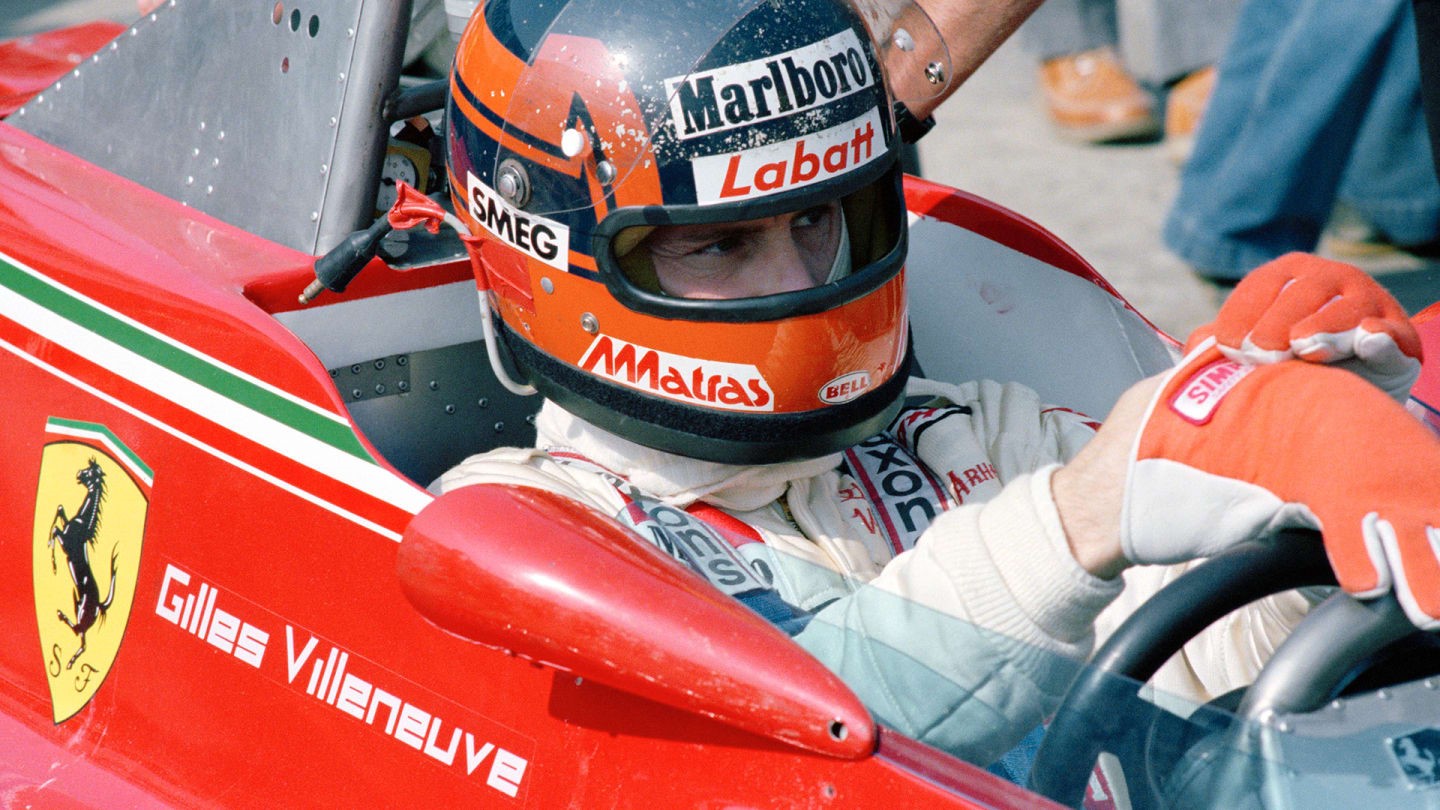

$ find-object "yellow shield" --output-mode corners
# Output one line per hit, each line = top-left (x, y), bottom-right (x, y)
(32, 426), (150, 724)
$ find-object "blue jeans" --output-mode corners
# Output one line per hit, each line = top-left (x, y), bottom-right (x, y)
(1164, 0), (1440, 280)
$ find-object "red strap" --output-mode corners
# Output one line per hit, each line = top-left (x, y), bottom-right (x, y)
(386, 182), (445, 233)
(685, 502), (765, 549)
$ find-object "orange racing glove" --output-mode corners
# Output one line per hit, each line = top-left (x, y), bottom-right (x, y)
(1186, 253), (1422, 402)
(1121, 340), (1440, 629)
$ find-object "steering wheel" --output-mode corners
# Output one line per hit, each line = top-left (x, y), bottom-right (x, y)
(1028, 530), (1425, 808)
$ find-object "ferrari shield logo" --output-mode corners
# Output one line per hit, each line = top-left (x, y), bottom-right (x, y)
(32, 419), (151, 724)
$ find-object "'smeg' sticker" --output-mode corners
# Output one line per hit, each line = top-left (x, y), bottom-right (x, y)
(465, 172), (570, 271)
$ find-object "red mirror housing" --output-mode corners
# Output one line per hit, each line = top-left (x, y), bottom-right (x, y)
(396, 483), (876, 759)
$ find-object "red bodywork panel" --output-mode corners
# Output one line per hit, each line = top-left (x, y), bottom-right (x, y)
(0, 21), (124, 116)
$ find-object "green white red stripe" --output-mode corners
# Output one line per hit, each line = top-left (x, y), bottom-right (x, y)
(0, 251), (431, 534)
(45, 416), (154, 487)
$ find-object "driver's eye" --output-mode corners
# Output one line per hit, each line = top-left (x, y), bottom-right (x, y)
(792, 205), (833, 229)
(694, 235), (744, 257)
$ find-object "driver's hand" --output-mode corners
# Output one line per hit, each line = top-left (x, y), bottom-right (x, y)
(1122, 340), (1440, 629)
(1185, 253), (1422, 402)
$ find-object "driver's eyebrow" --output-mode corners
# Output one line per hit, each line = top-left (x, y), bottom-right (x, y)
(649, 221), (764, 252)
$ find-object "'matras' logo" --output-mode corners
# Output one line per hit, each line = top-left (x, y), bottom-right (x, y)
(466, 172), (570, 271)
(692, 108), (881, 205)
(579, 334), (775, 411)
(665, 29), (872, 139)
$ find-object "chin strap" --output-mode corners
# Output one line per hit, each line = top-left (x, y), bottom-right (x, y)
(893, 101), (936, 144)
(477, 290), (538, 397)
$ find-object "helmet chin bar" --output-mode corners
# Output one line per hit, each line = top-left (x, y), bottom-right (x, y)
(503, 323), (912, 464)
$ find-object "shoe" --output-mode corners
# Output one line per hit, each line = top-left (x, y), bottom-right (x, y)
(1321, 201), (1440, 261)
(1163, 66), (1215, 166)
(1038, 47), (1160, 144)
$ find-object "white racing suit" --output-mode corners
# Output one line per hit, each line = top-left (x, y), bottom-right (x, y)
(438, 376), (1309, 770)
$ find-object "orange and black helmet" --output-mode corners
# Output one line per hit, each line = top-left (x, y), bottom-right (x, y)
(448, 0), (947, 463)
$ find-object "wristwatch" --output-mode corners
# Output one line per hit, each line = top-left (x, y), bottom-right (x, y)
(893, 101), (936, 144)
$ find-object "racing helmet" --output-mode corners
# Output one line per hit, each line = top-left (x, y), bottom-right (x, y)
(447, 0), (951, 463)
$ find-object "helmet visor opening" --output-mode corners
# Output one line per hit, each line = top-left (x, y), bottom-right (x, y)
(602, 162), (906, 322)
(615, 199), (849, 299)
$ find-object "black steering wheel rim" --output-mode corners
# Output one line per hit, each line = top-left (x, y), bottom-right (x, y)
(1028, 530), (1338, 807)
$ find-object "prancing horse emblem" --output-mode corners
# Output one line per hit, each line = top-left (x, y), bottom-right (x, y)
(49, 458), (120, 670)
(33, 421), (150, 724)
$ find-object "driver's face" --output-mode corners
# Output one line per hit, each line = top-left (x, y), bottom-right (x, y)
(642, 202), (842, 299)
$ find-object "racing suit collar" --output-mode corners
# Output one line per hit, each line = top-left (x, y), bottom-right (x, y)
(535, 400), (844, 512)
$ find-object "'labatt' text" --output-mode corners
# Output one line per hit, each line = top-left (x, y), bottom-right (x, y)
(579, 334), (775, 412)
(692, 108), (881, 205)
(665, 30), (871, 139)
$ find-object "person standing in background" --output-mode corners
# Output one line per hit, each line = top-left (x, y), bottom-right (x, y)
(1165, 0), (1440, 284)
(1020, 0), (1238, 155)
